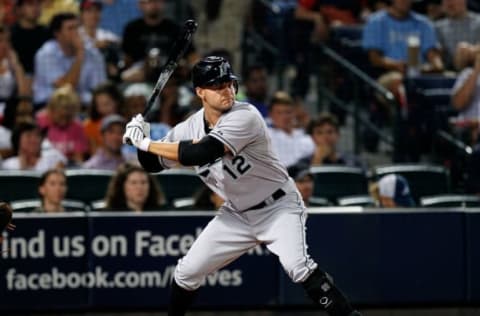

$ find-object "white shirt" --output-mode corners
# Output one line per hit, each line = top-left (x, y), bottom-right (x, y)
(267, 127), (315, 168)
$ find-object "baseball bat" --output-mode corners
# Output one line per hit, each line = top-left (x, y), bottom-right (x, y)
(143, 19), (198, 120)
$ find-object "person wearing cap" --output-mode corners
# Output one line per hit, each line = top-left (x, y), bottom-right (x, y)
(370, 174), (416, 208)
(83, 114), (126, 170)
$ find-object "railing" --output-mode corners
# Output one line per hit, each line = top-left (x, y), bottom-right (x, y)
(315, 44), (398, 156)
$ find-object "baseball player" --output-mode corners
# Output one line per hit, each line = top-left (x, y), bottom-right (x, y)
(123, 56), (361, 316)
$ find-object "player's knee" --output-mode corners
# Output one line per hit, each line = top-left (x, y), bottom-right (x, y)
(174, 260), (203, 291)
(282, 259), (317, 283)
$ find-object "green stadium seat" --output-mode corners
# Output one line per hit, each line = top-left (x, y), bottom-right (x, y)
(65, 169), (114, 203)
(310, 166), (369, 203)
(0, 170), (41, 202)
(154, 169), (204, 205)
(420, 194), (480, 208)
(373, 164), (450, 203)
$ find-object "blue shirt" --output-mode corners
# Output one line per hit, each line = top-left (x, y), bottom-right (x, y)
(33, 40), (107, 105)
(362, 10), (439, 63)
(99, 0), (142, 37)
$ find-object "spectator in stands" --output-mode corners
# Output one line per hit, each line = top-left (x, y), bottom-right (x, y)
(267, 91), (315, 168)
(287, 162), (315, 207)
(10, 0), (50, 78)
(83, 114), (126, 170)
(36, 85), (89, 166)
(362, 0), (444, 107)
(190, 0), (251, 72)
(34, 168), (67, 213)
(451, 49), (480, 144)
(0, 24), (29, 102)
(33, 12), (106, 107)
(99, 0), (141, 38)
(370, 174), (416, 207)
(121, 0), (196, 82)
(0, 96), (34, 159)
(1, 122), (66, 171)
(78, 0), (121, 81)
(307, 113), (365, 168)
(435, 0), (480, 71)
(120, 83), (171, 162)
(240, 64), (269, 118)
(38, 0), (78, 27)
(104, 163), (166, 212)
(0, 0), (16, 26)
(0, 201), (14, 244)
(83, 82), (123, 154)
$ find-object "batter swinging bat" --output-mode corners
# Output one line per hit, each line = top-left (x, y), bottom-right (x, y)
(143, 19), (198, 120)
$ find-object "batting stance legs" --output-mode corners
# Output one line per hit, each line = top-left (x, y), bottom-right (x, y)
(167, 182), (361, 316)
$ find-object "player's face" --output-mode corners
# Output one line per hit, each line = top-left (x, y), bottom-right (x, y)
(39, 173), (67, 209)
(197, 81), (236, 113)
(124, 171), (150, 210)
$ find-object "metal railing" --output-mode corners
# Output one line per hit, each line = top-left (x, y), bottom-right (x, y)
(315, 43), (398, 156)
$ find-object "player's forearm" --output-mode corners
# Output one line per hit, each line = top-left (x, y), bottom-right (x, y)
(146, 141), (180, 162)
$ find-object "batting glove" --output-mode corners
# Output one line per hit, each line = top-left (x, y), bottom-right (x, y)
(123, 118), (151, 151)
(133, 114), (151, 138)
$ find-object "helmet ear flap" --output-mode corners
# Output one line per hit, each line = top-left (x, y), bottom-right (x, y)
(233, 80), (239, 94)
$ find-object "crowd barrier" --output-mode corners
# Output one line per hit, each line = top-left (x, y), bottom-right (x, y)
(0, 207), (479, 311)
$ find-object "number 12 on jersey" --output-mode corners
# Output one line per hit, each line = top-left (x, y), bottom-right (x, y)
(223, 156), (251, 179)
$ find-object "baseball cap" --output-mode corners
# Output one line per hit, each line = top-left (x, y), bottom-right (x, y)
(80, 0), (103, 11)
(378, 174), (415, 207)
(123, 83), (152, 99)
(101, 114), (125, 133)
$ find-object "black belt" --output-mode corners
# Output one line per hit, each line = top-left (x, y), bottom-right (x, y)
(245, 188), (286, 211)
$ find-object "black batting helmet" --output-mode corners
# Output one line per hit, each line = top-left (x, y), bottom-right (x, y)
(192, 56), (238, 88)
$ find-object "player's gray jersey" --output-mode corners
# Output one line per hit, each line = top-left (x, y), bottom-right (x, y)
(154, 101), (289, 211)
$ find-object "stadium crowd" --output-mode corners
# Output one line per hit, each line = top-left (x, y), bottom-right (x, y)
(0, 0), (479, 212)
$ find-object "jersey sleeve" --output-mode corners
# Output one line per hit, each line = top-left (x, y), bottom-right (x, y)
(209, 109), (263, 156)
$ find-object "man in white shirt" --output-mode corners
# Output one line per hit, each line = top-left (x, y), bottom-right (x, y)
(267, 91), (314, 167)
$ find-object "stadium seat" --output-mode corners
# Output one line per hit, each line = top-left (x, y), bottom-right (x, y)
(65, 169), (114, 203)
(337, 195), (376, 207)
(308, 197), (331, 207)
(10, 199), (88, 212)
(373, 164), (450, 203)
(0, 170), (41, 202)
(420, 194), (480, 207)
(90, 199), (107, 211)
(154, 169), (204, 205)
(310, 166), (369, 203)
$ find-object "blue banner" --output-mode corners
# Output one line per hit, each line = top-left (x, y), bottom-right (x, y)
(0, 209), (479, 311)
